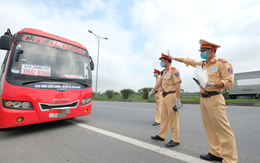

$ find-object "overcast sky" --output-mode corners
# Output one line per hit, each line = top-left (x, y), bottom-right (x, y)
(0, 0), (260, 93)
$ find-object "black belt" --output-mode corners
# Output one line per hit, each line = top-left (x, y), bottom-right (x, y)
(162, 91), (176, 98)
(200, 91), (222, 98)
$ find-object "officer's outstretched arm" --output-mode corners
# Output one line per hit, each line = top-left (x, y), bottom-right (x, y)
(167, 51), (184, 62)
(173, 57), (184, 63)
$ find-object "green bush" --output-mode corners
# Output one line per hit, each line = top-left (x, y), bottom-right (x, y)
(138, 87), (153, 99)
(105, 90), (114, 99)
(120, 89), (135, 99)
(222, 89), (229, 99)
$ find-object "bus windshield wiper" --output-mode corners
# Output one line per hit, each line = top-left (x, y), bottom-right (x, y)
(22, 78), (89, 87)
(22, 78), (63, 85)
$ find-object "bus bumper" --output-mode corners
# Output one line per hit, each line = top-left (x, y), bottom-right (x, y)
(0, 102), (92, 129)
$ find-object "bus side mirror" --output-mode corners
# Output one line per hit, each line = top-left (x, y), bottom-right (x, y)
(90, 61), (94, 71)
(0, 35), (12, 50)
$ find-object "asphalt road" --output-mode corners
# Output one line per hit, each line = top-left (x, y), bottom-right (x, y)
(0, 101), (259, 163)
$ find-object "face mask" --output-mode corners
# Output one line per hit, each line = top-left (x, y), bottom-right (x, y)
(154, 74), (157, 77)
(160, 61), (166, 67)
(200, 52), (209, 59)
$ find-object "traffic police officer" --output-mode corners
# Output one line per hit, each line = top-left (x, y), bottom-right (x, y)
(148, 53), (182, 147)
(169, 39), (238, 163)
(153, 68), (162, 126)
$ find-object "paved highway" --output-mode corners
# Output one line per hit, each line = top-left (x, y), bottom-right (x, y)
(0, 101), (259, 163)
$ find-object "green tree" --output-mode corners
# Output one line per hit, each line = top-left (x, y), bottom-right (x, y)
(120, 88), (135, 99)
(181, 89), (184, 99)
(105, 90), (114, 99)
(97, 92), (101, 97)
(138, 87), (153, 99)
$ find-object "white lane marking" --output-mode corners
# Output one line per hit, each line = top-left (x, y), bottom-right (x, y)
(66, 120), (210, 163)
(93, 105), (154, 112)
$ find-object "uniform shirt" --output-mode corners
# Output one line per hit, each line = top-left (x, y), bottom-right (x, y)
(183, 56), (234, 92)
(158, 66), (182, 92)
(156, 75), (161, 92)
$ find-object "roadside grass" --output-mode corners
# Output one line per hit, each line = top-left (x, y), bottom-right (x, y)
(92, 95), (260, 103)
(92, 96), (156, 101)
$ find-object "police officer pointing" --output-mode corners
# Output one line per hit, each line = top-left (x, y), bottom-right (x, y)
(169, 39), (238, 163)
(148, 52), (182, 147)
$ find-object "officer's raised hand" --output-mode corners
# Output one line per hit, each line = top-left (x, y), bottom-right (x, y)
(175, 98), (182, 109)
(167, 50), (175, 60)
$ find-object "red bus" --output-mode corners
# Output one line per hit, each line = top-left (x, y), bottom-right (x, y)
(0, 28), (94, 129)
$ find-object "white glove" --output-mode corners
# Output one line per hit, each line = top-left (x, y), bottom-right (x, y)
(206, 81), (214, 87)
(175, 98), (182, 109)
(148, 90), (154, 98)
(167, 50), (175, 60)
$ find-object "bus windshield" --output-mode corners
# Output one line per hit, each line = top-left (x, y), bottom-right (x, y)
(7, 34), (91, 82)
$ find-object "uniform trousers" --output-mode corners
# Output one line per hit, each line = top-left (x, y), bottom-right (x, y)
(200, 94), (238, 163)
(157, 93), (180, 143)
(155, 92), (162, 123)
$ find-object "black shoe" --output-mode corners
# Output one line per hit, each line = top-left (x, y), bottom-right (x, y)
(165, 140), (180, 147)
(153, 122), (160, 126)
(151, 135), (164, 141)
(200, 153), (223, 162)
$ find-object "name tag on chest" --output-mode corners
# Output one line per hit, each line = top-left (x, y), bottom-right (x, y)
(210, 67), (218, 72)
(166, 73), (171, 77)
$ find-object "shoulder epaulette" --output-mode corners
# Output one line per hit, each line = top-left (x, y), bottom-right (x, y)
(171, 67), (176, 70)
(219, 58), (227, 63)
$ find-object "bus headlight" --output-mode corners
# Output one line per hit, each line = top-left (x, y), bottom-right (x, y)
(13, 102), (22, 108)
(22, 102), (31, 109)
(3, 100), (33, 110)
(81, 97), (91, 105)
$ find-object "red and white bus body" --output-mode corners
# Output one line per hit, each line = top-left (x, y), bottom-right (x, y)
(0, 28), (93, 129)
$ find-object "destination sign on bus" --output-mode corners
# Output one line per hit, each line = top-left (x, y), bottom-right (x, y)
(21, 64), (51, 76)
(34, 84), (81, 89)
(21, 35), (86, 56)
